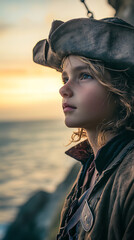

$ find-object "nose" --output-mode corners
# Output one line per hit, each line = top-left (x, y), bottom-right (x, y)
(59, 82), (73, 98)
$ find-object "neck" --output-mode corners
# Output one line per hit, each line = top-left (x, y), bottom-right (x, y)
(86, 129), (115, 157)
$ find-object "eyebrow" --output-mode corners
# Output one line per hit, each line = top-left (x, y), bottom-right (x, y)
(62, 66), (89, 77)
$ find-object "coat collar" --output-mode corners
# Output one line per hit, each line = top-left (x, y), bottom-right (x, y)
(65, 139), (93, 164)
(65, 130), (134, 173)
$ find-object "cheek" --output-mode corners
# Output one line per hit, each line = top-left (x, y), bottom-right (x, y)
(81, 87), (108, 112)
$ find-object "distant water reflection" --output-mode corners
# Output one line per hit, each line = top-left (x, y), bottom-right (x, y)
(0, 119), (75, 230)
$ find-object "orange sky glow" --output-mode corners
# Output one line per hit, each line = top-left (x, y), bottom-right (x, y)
(0, 0), (114, 121)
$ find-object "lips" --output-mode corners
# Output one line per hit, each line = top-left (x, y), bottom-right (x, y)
(62, 103), (77, 112)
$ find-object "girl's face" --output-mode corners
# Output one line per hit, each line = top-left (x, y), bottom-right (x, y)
(59, 55), (116, 130)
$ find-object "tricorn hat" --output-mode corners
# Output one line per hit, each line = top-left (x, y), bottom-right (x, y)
(33, 17), (134, 76)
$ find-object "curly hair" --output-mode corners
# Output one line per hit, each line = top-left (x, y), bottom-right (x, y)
(62, 56), (134, 147)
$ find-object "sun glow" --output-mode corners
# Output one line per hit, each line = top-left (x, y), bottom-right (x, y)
(0, 72), (63, 120)
(0, 74), (62, 103)
(0, 0), (114, 121)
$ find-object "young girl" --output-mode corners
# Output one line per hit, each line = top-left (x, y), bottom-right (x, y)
(33, 17), (134, 240)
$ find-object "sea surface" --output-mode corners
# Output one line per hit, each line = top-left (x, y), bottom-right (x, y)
(0, 119), (76, 239)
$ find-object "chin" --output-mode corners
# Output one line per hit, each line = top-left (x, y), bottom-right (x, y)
(64, 120), (76, 128)
(64, 118), (85, 128)
(64, 116), (99, 130)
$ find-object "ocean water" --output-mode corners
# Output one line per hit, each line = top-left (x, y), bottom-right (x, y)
(0, 119), (76, 239)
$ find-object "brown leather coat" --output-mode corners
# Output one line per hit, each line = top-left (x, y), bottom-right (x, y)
(57, 138), (134, 240)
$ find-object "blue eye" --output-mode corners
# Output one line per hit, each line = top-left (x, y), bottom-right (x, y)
(62, 77), (68, 84)
(80, 73), (92, 80)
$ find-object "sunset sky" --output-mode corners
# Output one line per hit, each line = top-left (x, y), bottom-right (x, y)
(0, 0), (114, 121)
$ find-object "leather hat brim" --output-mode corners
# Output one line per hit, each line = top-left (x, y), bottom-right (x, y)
(33, 17), (134, 75)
